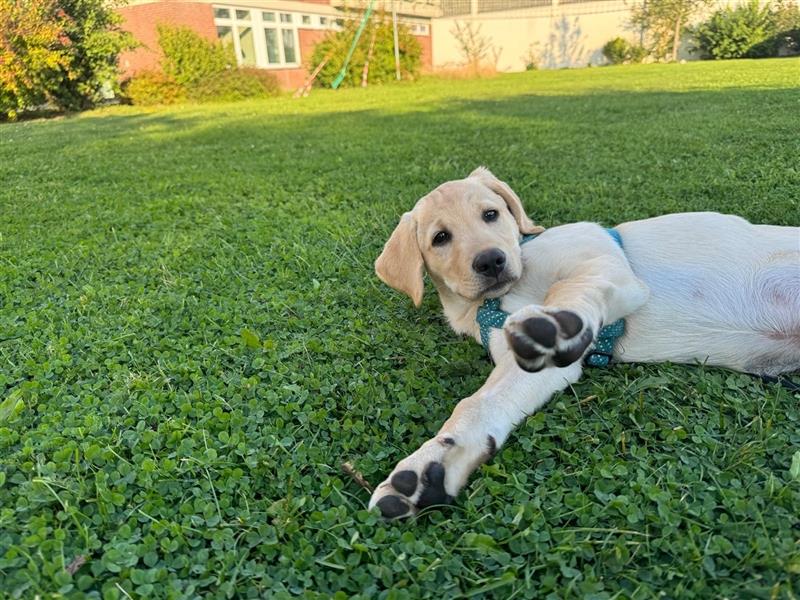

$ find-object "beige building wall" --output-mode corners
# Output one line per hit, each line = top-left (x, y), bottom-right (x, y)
(432, 1), (634, 71)
(430, 0), (780, 72)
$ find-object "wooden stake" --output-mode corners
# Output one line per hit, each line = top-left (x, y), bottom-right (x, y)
(294, 49), (334, 98)
(361, 26), (378, 88)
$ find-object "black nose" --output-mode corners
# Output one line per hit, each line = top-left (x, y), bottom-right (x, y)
(472, 248), (506, 277)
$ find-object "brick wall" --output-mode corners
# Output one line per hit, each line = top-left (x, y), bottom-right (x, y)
(416, 32), (432, 72)
(117, 2), (218, 78)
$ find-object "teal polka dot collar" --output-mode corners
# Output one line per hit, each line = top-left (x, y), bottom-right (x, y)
(476, 229), (625, 368)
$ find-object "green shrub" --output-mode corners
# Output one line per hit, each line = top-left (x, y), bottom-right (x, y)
(0, 0), (72, 120)
(157, 24), (235, 87)
(0, 0), (134, 119)
(694, 0), (800, 59)
(602, 37), (648, 65)
(124, 27), (278, 105)
(310, 14), (421, 88)
(749, 0), (800, 57)
(188, 68), (279, 102)
(123, 71), (186, 106)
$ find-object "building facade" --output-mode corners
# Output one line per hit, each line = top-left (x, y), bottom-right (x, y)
(117, 0), (775, 89)
(117, 0), (435, 89)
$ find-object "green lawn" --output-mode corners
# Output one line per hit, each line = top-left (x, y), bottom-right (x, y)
(1, 58), (800, 599)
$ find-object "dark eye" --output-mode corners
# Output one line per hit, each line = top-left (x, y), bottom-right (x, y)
(483, 210), (499, 222)
(432, 230), (451, 246)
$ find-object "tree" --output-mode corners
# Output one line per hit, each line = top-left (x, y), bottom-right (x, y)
(0, 0), (134, 119)
(631, 0), (710, 61)
(309, 13), (420, 89)
(451, 21), (501, 74)
(0, 0), (73, 118)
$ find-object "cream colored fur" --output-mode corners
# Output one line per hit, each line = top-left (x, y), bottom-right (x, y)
(369, 167), (800, 519)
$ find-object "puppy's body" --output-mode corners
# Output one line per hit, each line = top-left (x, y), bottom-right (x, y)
(488, 213), (800, 376)
(369, 169), (800, 519)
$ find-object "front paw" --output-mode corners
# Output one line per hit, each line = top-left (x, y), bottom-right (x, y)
(369, 433), (493, 519)
(504, 306), (593, 372)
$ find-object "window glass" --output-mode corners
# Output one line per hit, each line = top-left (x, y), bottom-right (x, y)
(235, 9), (250, 20)
(216, 25), (233, 45)
(319, 16), (327, 25)
(213, 7), (230, 19)
(262, 11), (275, 22)
(302, 15), (311, 25)
(282, 29), (296, 63)
(238, 26), (256, 65)
(280, 13), (292, 23)
(264, 28), (280, 63)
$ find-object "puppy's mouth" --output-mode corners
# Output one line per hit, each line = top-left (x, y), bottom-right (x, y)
(478, 275), (517, 299)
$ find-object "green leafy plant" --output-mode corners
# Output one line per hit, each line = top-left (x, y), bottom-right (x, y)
(56, 0), (136, 109)
(124, 28), (277, 105)
(0, 0), (133, 119)
(122, 71), (185, 106)
(694, 0), (773, 59)
(695, 0), (800, 59)
(187, 67), (279, 102)
(157, 23), (235, 88)
(602, 37), (648, 64)
(309, 13), (421, 88)
(520, 44), (540, 71)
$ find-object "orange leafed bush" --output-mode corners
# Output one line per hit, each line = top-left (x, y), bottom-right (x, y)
(0, 0), (74, 119)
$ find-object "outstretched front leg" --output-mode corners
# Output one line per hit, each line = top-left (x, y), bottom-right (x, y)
(369, 357), (583, 519)
(505, 251), (649, 372)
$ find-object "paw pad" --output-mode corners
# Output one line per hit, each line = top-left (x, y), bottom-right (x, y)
(505, 308), (593, 372)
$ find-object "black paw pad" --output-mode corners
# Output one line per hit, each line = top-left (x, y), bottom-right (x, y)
(416, 462), (453, 509)
(376, 495), (411, 519)
(391, 470), (418, 497)
(553, 329), (593, 366)
(508, 332), (542, 360)
(521, 317), (557, 347)
(553, 311), (583, 338)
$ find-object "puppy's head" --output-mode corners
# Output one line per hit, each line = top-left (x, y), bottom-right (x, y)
(375, 167), (543, 306)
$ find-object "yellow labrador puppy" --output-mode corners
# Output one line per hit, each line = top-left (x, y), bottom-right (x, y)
(369, 167), (800, 519)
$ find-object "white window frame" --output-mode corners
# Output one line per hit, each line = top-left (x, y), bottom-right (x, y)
(213, 5), (303, 70)
(261, 10), (301, 68)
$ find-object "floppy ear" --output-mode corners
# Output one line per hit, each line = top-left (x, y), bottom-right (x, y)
(375, 212), (425, 307)
(469, 166), (544, 235)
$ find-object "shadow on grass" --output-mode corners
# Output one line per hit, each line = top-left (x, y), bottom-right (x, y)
(3, 85), (797, 228)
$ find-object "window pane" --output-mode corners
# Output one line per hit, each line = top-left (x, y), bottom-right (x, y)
(302, 15), (311, 24)
(213, 7), (230, 19)
(280, 13), (292, 23)
(282, 29), (296, 63)
(238, 26), (256, 65)
(264, 28), (280, 64)
(319, 16), (327, 25)
(262, 11), (275, 22)
(216, 25), (233, 45)
(235, 9), (250, 20)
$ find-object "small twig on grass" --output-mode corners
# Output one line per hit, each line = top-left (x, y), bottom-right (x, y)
(341, 462), (373, 493)
(65, 555), (86, 575)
